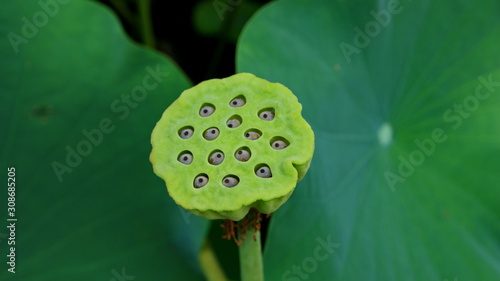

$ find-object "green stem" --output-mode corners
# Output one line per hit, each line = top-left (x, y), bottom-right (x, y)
(108, 0), (136, 26)
(239, 226), (264, 281)
(199, 238), (229, 281)
(138, 0), (155, 48)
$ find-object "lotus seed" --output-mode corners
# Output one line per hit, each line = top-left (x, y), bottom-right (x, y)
(209, 151), (224, 165)
(222, 176), (239, 187)
(259, 110), (275, 121)
(272, 140), (287, 150)
(194, 174), (209, 188)
(245, 130), (261, 140)
(178, 152), (193, 165)
(179, 127), (194, 139)
(235, 148), (251, 162)
(200, 105), (215, 117)
(203, 128), (219, 140)
(230, 96), (246, 107)
(226, 118), (241, 128)
(255, 165), (272, 178)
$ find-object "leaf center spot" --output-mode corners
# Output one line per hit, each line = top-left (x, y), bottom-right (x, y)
(377, 122), (393, 147)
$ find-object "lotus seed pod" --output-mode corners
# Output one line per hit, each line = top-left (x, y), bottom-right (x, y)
(150, 73), (315, 221)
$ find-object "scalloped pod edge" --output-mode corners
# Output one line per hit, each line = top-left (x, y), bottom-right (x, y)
(150, 73), (314, 221)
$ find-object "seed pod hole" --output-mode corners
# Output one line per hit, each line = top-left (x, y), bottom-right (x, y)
(230, 95), (246, 107)
(244, 129), (262, 140)
(258, 108), (275, 121)
(208, 150), (224, 165)
(234, 147), (251, 162)
(194, 174), (209, 188)
(177, 151), (193, 165)
(222, 175), (239, 187)
(270, 136), (289, 150)
(203, 127), (220, 141)
(226, 115), (242, 129)
(255, 164), (272, 178)
(199, 104), (215, 117)
(178, 126), (194, 139)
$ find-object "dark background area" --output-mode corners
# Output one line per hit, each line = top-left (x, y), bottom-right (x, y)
(99, 0), (271, 84)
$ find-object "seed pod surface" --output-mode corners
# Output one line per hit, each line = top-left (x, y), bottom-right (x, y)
(150, 73), (314, 220)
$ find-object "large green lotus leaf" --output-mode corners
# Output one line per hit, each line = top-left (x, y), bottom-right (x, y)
(0, 1), (207, 280)
(237, 0), (500, 280)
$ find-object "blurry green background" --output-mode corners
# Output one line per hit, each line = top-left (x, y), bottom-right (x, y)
(1, 0), (499, 280)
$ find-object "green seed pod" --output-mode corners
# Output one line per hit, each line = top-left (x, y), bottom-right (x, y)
(150, 73), (314, 221)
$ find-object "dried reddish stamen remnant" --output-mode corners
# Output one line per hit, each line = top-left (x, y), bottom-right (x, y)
(220, 210), (270, 245)
(221, 219), (240, 245)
